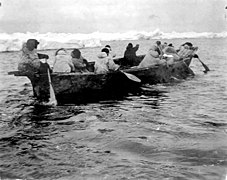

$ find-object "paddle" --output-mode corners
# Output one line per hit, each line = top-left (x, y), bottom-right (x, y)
(193, 54), (210, 73)
(121, 71), (141, 83)
(45, 60), (57, 106)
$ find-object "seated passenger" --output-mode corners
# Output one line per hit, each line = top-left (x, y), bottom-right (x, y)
(177, 42), (198, 59)
(94, 48), (119, 74)
(105, 45), (116, 58)
(53, 48), (75, 73)
(162, 46), (180, 64)
(138, 45), (165, 68)
(161, 42), (168, 50)
(71, 48), (89, 73)
(123, 43), (140, 66)
(156, 41), (163, 56)
(18, 39), (49, 73)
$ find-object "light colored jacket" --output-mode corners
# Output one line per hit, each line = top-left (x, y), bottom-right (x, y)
(138, 45), (165, 68)
(162, 46), (180, 64)
(177, 45), (196, 59)
(18, 43), (40, 71)
(53, 50), (74, 73)
(94, 52), (119, 73)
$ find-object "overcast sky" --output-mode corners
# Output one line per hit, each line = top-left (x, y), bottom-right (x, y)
(0, 0), (227, 33)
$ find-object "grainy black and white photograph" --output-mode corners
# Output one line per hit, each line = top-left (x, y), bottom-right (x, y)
(0, 0), (227, 179)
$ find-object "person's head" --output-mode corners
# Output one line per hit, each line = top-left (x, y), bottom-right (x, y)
(150, 45), (159, 53)
(156, 41), (161, 46)
(149, 45), (161, 57)
(71, 48), (81, 58)
(26, 39), (39, 51)
(162, 42), (168, 49)
(163, 46), (177, 55)
(126, 43), (133, 49)
(105, 45), (111, 51)
(168, 43), (173, 47)
(184, 42), (193, 47)
(128, 43), (133, 47)
(183, 44), (189, 49)
(55, 48), (67, 56)
(181, 42), (192, 49)
(101, 48), (109, 56)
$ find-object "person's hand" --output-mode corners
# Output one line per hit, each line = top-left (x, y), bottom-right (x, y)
(193, 54), (199, 58)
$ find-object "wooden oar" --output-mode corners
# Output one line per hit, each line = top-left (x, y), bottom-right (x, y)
(121, 71), (141, 83)
(47, 68), (57, 106)
(193, 54), (210, 73)
(45, 60), (57, 106)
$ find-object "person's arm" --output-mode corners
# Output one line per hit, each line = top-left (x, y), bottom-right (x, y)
(69, 61), (75, 72)
(107, 58), (120, 71)
(133, 44), (139, 52)
(82, 58), (89, 67)
(73, 61), (86, 68)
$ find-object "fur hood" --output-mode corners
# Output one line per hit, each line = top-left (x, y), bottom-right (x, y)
(97, 52), (108, 59)
(56, 50), (67, 56)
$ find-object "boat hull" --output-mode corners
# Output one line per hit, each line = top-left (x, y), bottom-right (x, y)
(31, 71), (140, 104)
(124, 58), (193, 84)
(8, 57), (194, 104)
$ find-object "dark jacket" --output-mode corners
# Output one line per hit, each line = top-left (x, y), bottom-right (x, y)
(123, 44), (139, 66)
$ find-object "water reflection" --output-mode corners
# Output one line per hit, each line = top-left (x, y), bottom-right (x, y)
(125, 84), (169, 109)
(0, 103), (87, 179)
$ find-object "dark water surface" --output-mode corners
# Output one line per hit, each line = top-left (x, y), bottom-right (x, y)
(0, 38), (227, 180)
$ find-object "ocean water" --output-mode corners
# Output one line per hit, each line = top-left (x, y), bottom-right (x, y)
(0, 38), (227, 180)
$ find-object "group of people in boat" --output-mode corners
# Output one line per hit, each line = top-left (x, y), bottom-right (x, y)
(17, 39), (198, 74)
(53, 48), (89, 73)
(122, 41), (198, 68)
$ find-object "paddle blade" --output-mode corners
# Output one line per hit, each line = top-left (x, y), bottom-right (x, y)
(194, 55), (210, 73)
(47, 69), (57, 106)
(123, 72), (141, 83)
(48, 84), (57, 106)
(198, 58), (210, 73)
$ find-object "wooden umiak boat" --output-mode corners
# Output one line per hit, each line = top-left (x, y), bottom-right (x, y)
(8, 55), (194, 104)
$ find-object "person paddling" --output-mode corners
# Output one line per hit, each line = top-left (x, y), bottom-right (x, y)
(177, 42), (198, 59)
(18, 39), (50, 74)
